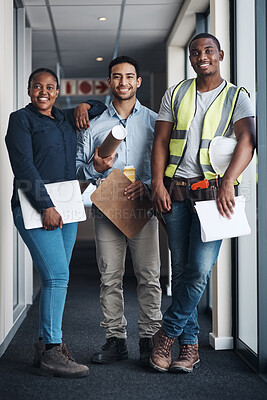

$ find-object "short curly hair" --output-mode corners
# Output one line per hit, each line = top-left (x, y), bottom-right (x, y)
(28, 68), (59, 90)
(108, 56), (140, 78)
(189, 33), (221, 51)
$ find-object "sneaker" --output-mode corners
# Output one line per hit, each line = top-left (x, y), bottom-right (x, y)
(149, 328), (175, 372)
(40, 343), (89, 378)
(139, 338), (153, 366)
(170, 344), (200, 373)
(90, 337), (128, 364)
(33, 340), (45, 368)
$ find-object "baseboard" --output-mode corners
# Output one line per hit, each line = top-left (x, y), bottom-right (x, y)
(0, 305), (30, 358)
(209, 332), (234, 350)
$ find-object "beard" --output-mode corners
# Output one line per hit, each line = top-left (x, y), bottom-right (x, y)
(198, 70), (213, 77)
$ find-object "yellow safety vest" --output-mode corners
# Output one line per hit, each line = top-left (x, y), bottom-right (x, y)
(165, 78), (248, 182)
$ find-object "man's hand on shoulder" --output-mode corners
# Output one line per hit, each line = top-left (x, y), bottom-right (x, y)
(93, 146), (116, 173)
(74, 103), (91, 130)
(216, 179), (235, 219)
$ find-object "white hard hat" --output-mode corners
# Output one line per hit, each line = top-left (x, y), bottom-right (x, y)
(209, 136), (237, 175)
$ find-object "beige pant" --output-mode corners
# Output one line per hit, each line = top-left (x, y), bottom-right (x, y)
(93, 210), (162, 339)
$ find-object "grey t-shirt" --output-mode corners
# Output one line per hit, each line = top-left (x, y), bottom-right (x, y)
(157, 80), (254, 178)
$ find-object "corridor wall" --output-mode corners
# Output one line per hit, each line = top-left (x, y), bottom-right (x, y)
(0, 1), (33, 356)
(0, 0), (16, 353)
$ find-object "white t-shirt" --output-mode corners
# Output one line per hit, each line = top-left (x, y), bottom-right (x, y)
(157, 80), (254, 178)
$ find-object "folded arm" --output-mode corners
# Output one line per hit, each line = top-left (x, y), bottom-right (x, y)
(216, 116), (256, 218)
(76, 129), (116, 193)
(5, 114), (54, 213)
(5, 113), (63, 230)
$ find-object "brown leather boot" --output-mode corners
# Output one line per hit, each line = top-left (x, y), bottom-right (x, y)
(170, 343), (200, 373)
(149, 328), (176, 372)
(40, 343), (89, 378)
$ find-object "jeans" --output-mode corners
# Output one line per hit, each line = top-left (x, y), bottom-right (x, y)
(162, 200), (222, 344)
(13, 206), (78, 344)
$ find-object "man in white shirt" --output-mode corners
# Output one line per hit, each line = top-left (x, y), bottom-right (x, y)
(150, 33), (255, 373)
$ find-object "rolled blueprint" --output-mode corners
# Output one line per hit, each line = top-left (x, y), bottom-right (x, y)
(98, 125), (127, 158)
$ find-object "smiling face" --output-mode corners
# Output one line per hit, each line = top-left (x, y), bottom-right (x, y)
(189, 37), (224, 78)
(107, 62), (142, 102)
(28, 72), (59, 116)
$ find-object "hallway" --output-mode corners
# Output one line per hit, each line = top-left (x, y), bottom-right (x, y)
(0, 243), (266, 400)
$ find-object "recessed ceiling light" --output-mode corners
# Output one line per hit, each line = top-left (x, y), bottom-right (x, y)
(98, 17), (107, 21)
(96, 57), (104, 62)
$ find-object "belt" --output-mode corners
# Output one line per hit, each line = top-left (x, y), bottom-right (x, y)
(173, 180), (187, 187)
(164, 176), (219, 189)
(163, 176), (219, 202)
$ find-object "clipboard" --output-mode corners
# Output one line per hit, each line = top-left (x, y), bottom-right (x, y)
(195, 196), (251, 242)
(91, 169), (152, 238)
(18, 180), (87, 230)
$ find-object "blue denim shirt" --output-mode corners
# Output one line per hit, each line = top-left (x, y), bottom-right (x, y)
(76, 100), (157, 186)
(5, 101), (106, 212)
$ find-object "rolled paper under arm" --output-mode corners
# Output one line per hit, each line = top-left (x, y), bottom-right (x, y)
(98, 125), (127, 158)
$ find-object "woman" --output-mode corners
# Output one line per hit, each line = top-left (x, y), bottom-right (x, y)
(5, 68), (106, 378)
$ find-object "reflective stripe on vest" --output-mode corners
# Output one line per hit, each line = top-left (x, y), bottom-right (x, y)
(165, 78), (246, 182)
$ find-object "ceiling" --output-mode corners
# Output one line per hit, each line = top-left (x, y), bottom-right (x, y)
(23, 0), (184, 106)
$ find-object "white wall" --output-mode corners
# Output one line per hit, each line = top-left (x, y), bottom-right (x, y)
(17, 13), (34, 308)
(0, 2), (33, 354)
(166, 0), (210, 86)
(210, 0), (230, 80)
(209, 0), (234, 350)
(167, 46), (185, 88)
(235, 0), (257, 354)
(0, 0), (16, 347)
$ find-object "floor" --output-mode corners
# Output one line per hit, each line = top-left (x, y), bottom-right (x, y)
(0, 243), (266, 400)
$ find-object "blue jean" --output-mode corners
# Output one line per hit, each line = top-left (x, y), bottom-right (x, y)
(13, 206), (78, 344)
(162, 200), (222, 344)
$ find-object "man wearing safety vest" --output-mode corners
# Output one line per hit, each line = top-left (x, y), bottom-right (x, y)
(150, 33), (255, 373)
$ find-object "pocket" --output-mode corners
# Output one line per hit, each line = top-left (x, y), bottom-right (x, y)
(164, 178), (187, 201)
(189, 186), (218, 201)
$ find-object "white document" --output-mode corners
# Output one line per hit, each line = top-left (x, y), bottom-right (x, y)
(195, 196), (251, 242)
(18, 180), (86, 230)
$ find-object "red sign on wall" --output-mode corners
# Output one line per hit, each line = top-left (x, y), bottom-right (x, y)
(94, 80), (109, 95)
(78, 80), (93, 95)
(61, 79), (77, 96)
(60, 79), (109, 96)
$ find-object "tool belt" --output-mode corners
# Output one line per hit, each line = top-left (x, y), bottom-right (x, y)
(163, 176), (219, 202)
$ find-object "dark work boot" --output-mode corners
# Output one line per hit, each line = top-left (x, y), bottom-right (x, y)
(139, 338), (153, 366)
(91, 337), (128, 364)
(40, 343), (89, 378)
(33, 340), (45, 368)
